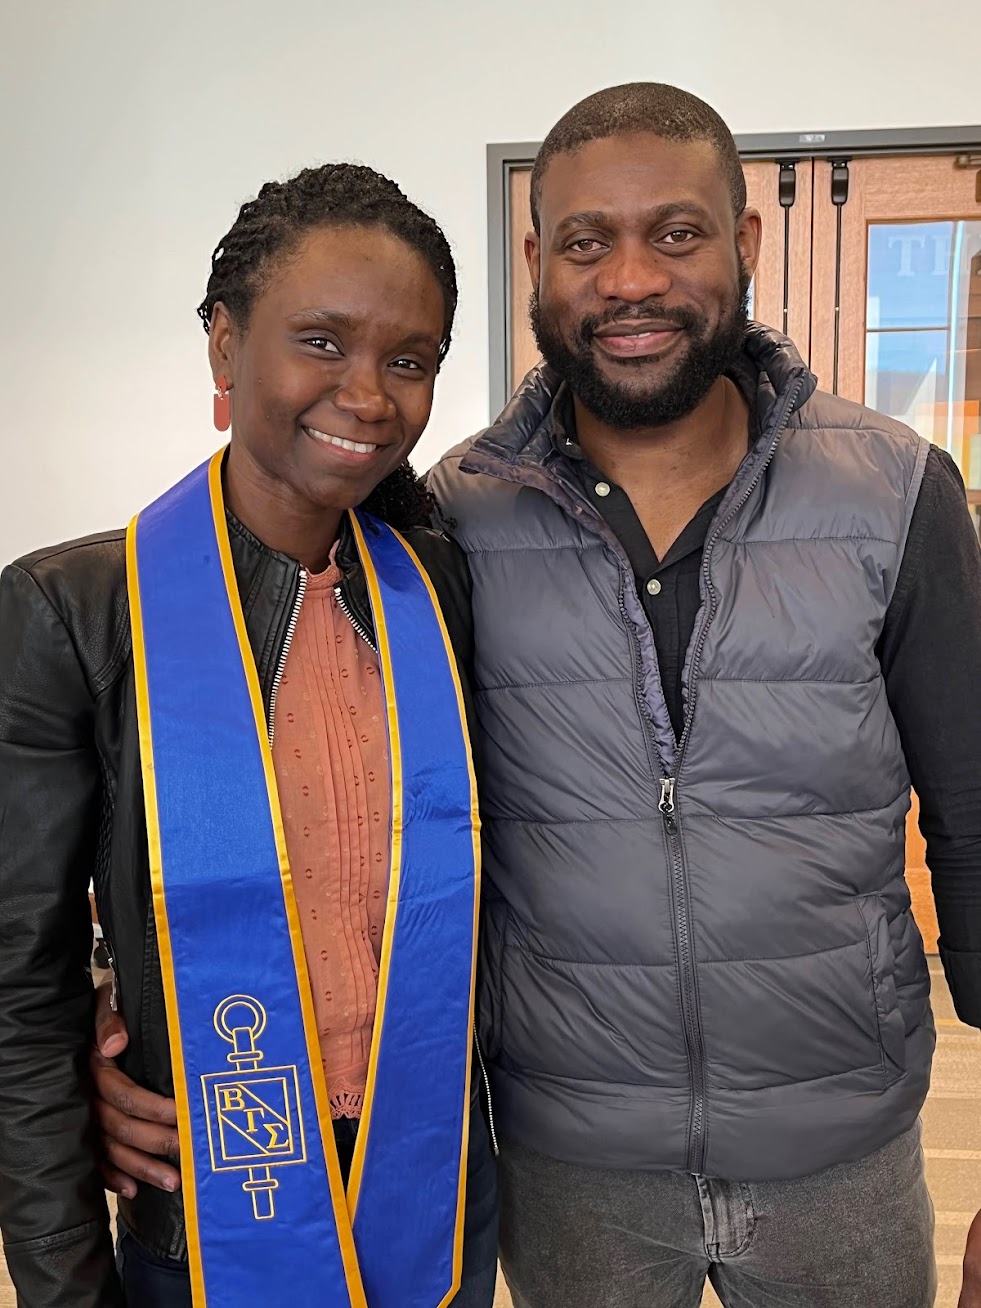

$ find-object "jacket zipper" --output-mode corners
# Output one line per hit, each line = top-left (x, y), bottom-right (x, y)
(473, 1033), (500, 1156)
(104, 943), (118, 1011)
(657, 374), (807, 1174)
(269, 570), (379, 746)
(529, 468), (708, 1174)
(267, 569), (308, 747)
(614, 574), (707, 1171)
(92, 861), (119, 1010)
(655, 774), (706, 1170)
(332, 585), (378, 654)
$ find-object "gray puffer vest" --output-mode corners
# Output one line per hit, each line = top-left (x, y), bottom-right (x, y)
(430, 326), (936, 1182)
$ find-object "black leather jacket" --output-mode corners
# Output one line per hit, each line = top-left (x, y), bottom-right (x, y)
(0, 512), (475, 1308)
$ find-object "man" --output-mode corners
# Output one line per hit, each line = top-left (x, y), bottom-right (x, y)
(433, 82), (981, 1307)
(95, 85), (981, 1306)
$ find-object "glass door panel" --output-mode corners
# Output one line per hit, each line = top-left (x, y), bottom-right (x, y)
(865, 218), (981, 525)
(813, 155), (981, 535)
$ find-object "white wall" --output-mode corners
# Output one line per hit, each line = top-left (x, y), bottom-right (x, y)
(1, 0), (978, 563)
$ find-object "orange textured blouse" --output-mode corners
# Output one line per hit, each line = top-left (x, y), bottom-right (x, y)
(271, 561), (390, 1119)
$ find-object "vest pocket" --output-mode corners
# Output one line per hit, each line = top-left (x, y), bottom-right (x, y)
(857, 895), (907, 1084)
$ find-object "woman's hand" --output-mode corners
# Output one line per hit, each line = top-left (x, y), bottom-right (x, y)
(90, 978), (181, 1197)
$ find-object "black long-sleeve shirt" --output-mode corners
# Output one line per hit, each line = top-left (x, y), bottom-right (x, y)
(556, 411), (981, 1026)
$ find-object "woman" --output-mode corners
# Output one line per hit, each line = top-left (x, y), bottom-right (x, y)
(0, 164), (496, 1308)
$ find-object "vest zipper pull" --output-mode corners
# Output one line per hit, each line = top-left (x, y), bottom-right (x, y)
(658, 777), (678, 834)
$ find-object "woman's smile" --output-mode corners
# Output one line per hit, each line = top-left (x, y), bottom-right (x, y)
(302, 424), (387, 460)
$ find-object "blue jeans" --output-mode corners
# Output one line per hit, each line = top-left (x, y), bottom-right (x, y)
(117, 1104), (498, 1306)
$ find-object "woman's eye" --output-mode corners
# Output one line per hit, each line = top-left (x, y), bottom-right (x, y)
(306, 336), (341, 353)
(391, 358), (424, 372)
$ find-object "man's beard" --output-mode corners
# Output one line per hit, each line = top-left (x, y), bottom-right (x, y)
(530, 267), (752, 430)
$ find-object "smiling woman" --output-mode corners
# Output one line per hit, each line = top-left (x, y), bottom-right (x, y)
(195, 164), (459, 570)
(0, 163), (498, 1308)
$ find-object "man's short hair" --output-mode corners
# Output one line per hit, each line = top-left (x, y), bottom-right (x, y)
(530, 82), (747, 233)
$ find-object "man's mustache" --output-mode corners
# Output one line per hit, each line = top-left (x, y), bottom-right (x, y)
(578, 302), (705, 341)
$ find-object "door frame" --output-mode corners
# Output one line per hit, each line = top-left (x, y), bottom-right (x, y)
(488, 126), (981, 417)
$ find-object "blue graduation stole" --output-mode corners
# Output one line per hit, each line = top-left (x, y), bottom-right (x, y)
(126, 451), (480, 1307)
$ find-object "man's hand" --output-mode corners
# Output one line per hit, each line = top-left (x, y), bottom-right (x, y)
(959, 1208), (981, 1305)
(90, 978), (181, 1198)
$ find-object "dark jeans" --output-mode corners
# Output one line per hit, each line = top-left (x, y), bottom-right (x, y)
(118, 1105), (498, 1306)
(499, 1121), (936, 1308)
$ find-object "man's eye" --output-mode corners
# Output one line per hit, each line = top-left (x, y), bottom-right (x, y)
(662, 230), (695, 245)
(569, 238), (605, 253)
(391, 358), (423, 372)
(306, 337), (341, 353)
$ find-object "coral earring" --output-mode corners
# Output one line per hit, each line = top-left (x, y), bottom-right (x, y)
(213, 377), (231, 432)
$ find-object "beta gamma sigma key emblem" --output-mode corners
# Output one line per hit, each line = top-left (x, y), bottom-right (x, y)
(202, 996), (307, 1220)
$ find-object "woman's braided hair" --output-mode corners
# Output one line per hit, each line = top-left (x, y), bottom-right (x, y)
(198, 163), (457, 531)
